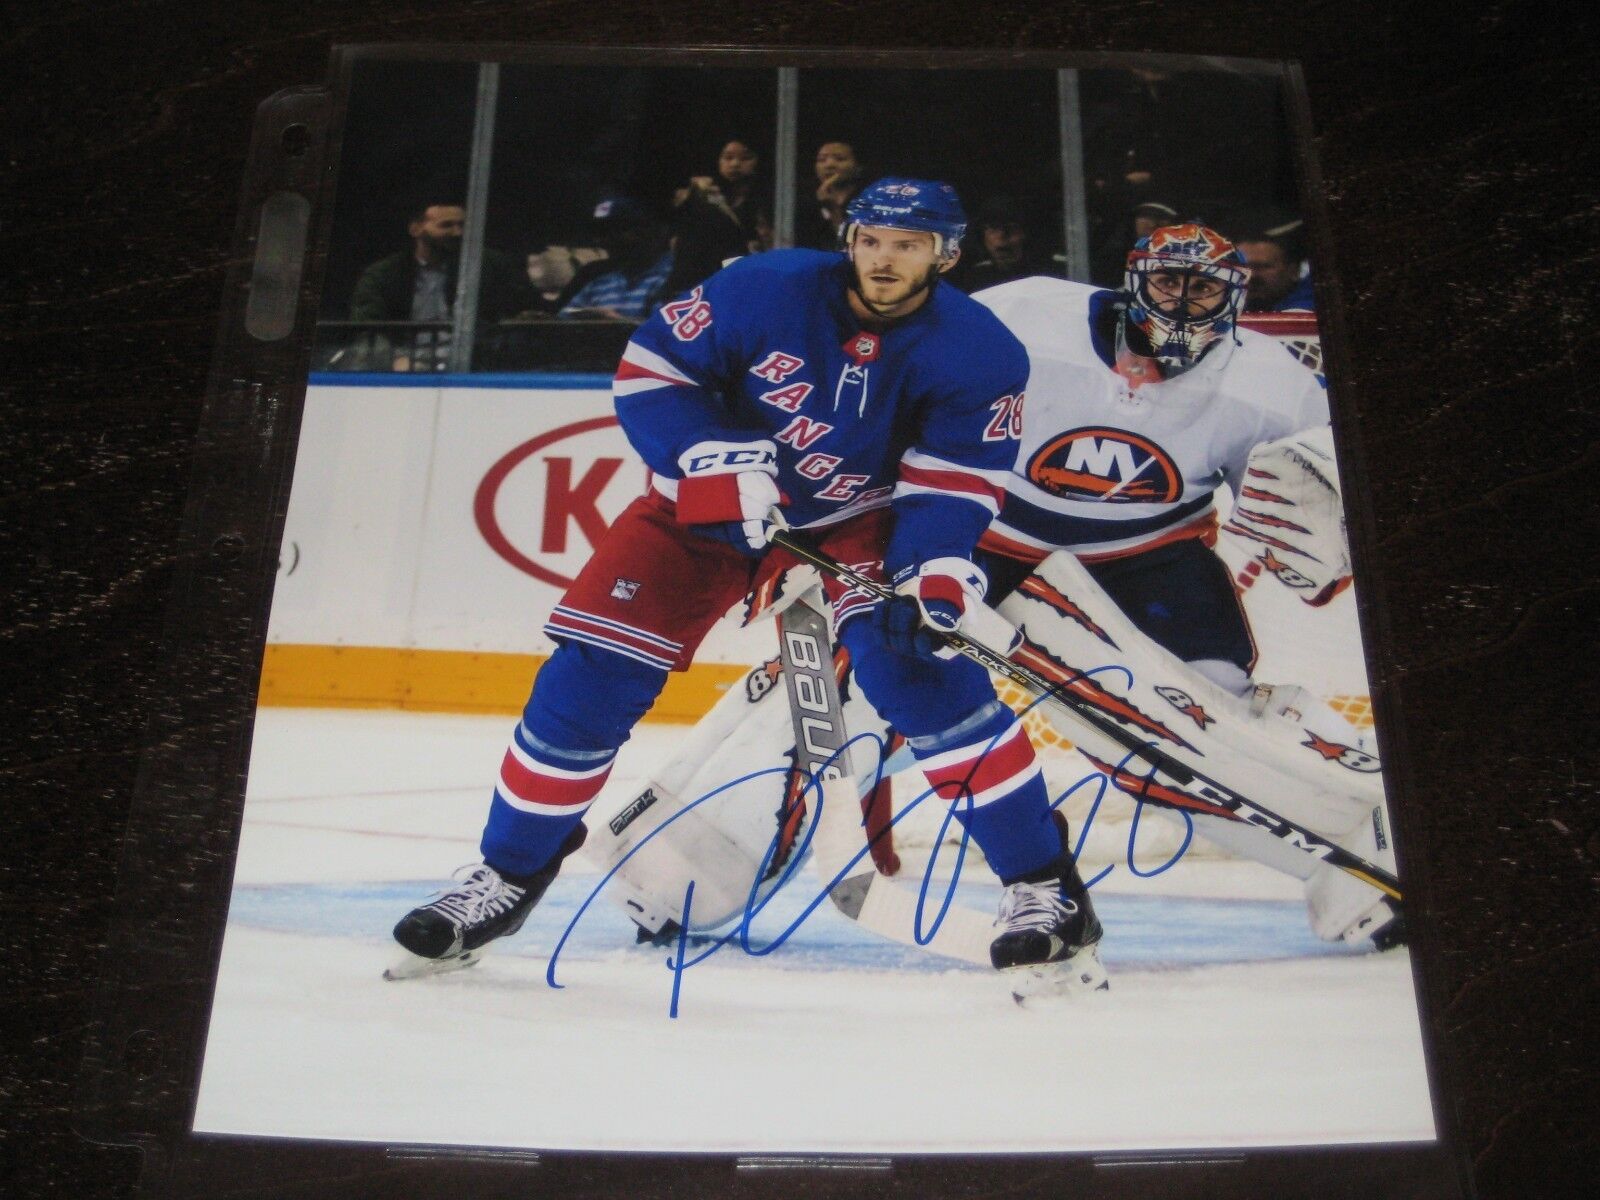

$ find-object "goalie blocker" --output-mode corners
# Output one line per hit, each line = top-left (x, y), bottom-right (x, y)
(585, 548), (1401, 950)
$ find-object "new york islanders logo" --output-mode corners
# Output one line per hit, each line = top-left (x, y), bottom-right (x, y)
(1026, 427), (1182, 503)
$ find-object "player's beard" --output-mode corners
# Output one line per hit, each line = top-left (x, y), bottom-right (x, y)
(849, 261), (942, 319)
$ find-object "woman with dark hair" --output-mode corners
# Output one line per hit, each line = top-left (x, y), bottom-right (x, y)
(665, 137), (772, 294)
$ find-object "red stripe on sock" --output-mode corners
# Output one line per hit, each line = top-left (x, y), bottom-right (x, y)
(922, 724), (1038, 805)
(499, 751), (613, 809)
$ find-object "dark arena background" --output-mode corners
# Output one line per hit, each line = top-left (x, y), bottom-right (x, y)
(2, 3), (1594, 1198)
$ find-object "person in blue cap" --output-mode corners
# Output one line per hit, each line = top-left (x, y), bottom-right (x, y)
(555, 195), (675, 322)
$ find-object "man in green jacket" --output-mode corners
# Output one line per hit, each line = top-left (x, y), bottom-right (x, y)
(349, 201), (534, 324)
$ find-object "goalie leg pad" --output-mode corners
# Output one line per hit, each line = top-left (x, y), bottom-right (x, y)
(585, 779), (799, 937)
(584, 631), (906, 936)
(1305, 803), (1401, 944)
(999, 551), (1382, 863)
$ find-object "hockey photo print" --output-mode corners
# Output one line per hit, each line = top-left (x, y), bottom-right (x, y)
(192, 49), (1441, 1156)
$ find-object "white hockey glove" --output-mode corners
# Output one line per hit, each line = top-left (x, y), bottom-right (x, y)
(674, 438), (783, 555)
(877, 558), (1020, 661)
(1224, 428), (1352, 606)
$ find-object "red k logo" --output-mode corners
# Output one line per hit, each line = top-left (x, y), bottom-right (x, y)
(474, 416), (646, 587)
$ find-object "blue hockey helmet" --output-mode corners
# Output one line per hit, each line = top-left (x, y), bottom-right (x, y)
(1123, 223), (1249, 370)
(844, 178), (967, 261)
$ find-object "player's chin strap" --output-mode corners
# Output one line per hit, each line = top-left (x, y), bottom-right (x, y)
(763, 513), (1402, 904)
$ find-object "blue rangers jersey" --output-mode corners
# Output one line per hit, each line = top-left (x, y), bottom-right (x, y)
(613, 249), (1029, 569)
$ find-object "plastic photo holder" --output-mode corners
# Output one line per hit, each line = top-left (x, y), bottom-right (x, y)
(80, 44), (1474, 1200)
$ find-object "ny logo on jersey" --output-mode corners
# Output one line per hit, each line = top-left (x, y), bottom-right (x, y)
(610, 578), (641, 600)
(1026, 427), (1181, 503)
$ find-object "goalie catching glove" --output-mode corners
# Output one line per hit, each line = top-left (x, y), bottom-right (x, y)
(875, 557), (1021, 660)
(674, 438), (784, 554)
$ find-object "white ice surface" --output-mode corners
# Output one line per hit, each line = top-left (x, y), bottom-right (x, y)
(194, 709), (1438, 1155)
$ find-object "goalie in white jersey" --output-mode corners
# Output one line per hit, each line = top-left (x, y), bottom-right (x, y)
(964, 223), (1399, 950)
(972, 222), (1330, 700)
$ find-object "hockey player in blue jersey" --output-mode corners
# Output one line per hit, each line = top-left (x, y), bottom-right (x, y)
(389, 179), (1108, 1001)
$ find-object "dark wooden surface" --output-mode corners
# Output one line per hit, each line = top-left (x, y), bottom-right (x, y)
(3, 3), (1595, 1197)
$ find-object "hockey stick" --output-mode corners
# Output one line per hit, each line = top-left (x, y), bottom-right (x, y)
(766, 524), (1403, 902)
(774, 595), (997, 966)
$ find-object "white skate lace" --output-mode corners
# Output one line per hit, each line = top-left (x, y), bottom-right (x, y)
(996, 880), (1077, 934)
(424, 865), (527, 929)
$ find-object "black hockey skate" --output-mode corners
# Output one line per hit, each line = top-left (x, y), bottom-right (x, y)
(990, 850), (1108, 1005)
(385, 826), (586, 980)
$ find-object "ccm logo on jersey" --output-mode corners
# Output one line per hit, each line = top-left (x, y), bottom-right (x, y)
(1026, 427), (1181, 503)
(683, 445), (777, 474)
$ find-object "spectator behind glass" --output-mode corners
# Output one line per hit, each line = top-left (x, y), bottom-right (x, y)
(348, 200), (533, 322)
(555, 196), (675, 322)
(1234, 217), (1315, 312)
(664, 138), (773, 295)
(955, 195), (1057, 293)
(1090, 200), (1178, 287)
(799, 140), (868, 250)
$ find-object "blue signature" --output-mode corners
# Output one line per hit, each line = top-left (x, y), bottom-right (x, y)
(547, 663), (1196, 1016)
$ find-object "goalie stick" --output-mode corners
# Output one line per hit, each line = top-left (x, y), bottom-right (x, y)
(766, 523), (1403, 903)
(774, 594), (997, 966)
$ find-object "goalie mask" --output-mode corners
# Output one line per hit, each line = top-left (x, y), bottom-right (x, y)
(1123, 223), (1249, 370)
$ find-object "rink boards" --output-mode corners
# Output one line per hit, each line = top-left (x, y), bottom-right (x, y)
(260, 379), (770, 718)
(260, 380), (1374, 720)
